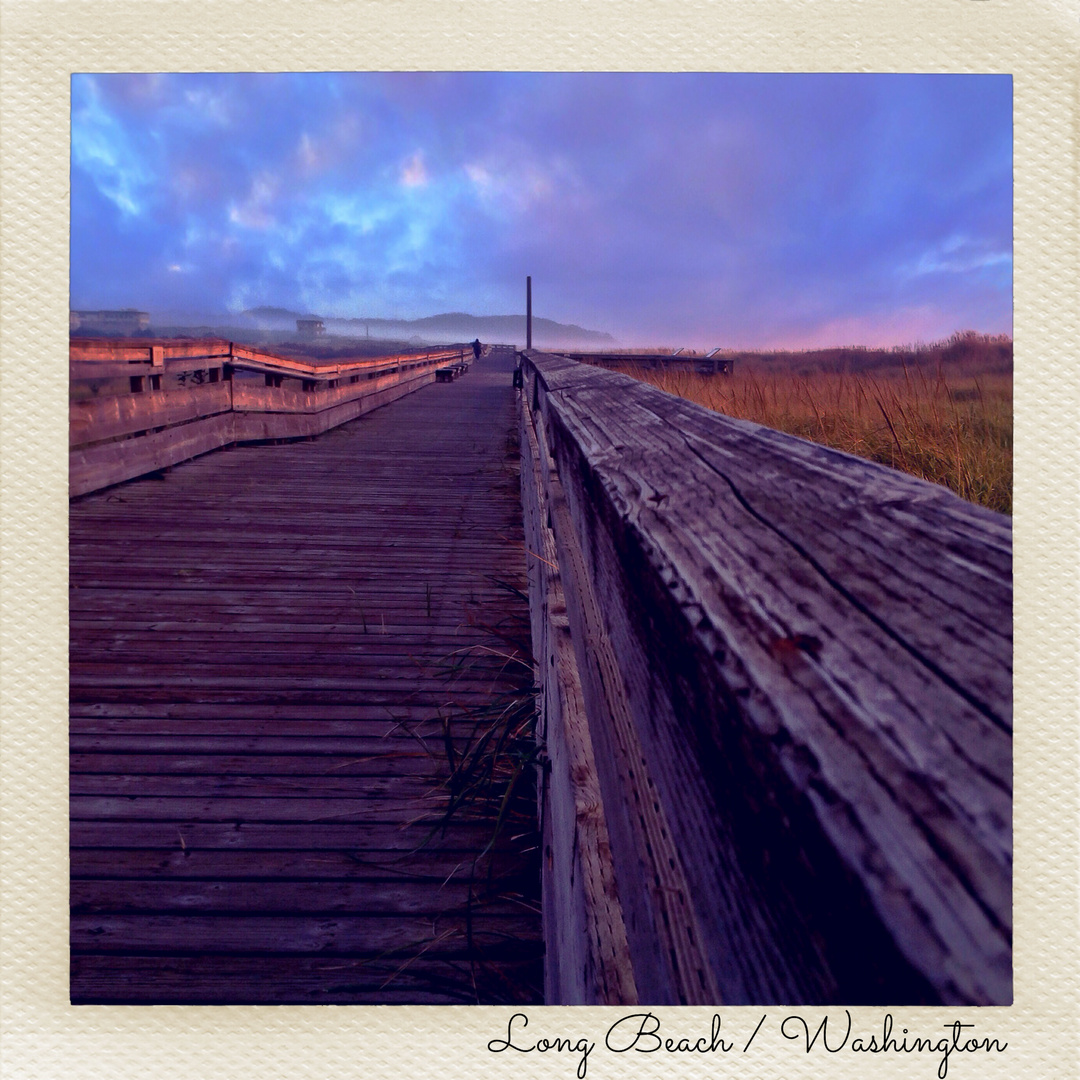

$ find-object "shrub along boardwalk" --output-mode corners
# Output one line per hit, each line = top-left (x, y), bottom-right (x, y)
(70, 345), (543, 1004)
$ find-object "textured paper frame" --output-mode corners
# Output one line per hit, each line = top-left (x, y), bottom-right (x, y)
(2, 2), (1078, 1077)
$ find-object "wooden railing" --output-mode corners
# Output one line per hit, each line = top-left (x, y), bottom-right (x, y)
(557, 351), (734, 375)
(519, 349), (1011, 1006)
(70, 339), (470, 496)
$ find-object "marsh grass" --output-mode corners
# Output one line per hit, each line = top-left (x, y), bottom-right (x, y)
(367, 578), (543, 1003)
(615, 359), (1012, 514)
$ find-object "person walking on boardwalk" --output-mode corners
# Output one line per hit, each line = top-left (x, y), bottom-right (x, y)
(472, 338), (482, 360)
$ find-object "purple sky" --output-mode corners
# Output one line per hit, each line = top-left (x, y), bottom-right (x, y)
(70, 72), (1012, 349)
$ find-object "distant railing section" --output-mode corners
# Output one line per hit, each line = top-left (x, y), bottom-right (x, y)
(555, 351), (734, 375)
(518, 349), (1011, 1007)
(70, 338), (471, 496)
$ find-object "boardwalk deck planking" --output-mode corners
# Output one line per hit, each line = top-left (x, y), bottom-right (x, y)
(70, 345), (543, 1005)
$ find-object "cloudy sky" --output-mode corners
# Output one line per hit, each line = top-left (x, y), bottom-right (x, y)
(71, 72), (1011, 349)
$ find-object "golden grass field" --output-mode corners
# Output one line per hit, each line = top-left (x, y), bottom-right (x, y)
(612, 338), (1012, 515)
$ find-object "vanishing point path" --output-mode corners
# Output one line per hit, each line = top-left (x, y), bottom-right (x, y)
(70, 345), (544, 1004)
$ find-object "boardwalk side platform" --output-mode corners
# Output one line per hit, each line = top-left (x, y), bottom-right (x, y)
(70, 345), (541, 1004)
(520, 349), (1011, 1006)
(70, 339), (472, 496)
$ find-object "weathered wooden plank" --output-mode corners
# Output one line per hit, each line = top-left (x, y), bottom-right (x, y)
(229, 342), (466, 378)
(70, 954), (542, 1005)
(71, 753), (454, 776)
(71, 914), (542, 954)
(531, 391), (734, 1004)
(587, 384), (1010, 711)
(69, 736), (475, 755)
(71, 879), (533, 914)
(68, 670), (519, 692)
(70, 338), (465, 375)
(71, 339), (232, 364)
(521, 349), (1010, 1006)
(72, 355), (233, 380)
(69, 820), (519, 851)
(70, 687), (516, 706)
(70, 848), (532, 880)
(519, 386), (637, 1006)
(69, 714), (468, 733)
(67, 630), (505, 643)
(70, 796), (456, 821)
(69, 703), (460, 721)
(71, 561), (513, 580)
(68, 649), (513, 670)
(70, 412), (238, 497)
(70, 381), (233, 446)
(69, 773), (444, 798)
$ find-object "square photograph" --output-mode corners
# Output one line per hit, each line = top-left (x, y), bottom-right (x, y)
(68, 72), (1011, 1006)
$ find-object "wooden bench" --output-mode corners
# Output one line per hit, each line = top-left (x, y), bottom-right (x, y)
(435, 361), (470, 383)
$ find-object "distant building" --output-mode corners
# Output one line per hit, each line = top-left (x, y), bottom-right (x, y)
(297, 318), (326, 338)
(70, 309), (151, 335)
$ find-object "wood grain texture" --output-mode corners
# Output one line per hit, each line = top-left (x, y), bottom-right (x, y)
(70, 345), (542, 1005)
(521, 350), (1011, 1006)
(520, 387), (637, 1005)
(528, 388), (724, 1004)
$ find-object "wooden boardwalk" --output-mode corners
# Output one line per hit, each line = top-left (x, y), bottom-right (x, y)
(70, 345), (544, 1004)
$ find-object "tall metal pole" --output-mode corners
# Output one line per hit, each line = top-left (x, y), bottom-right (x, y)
(526, 276), (532, 351)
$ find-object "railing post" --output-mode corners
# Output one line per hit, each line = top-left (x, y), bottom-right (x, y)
(526, 275), (532, 351)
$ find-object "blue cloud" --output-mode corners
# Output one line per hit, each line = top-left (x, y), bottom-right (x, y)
(70, 72), (1012, 347)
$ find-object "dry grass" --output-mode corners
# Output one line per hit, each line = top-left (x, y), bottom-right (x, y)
(613, 359), (1012, 515)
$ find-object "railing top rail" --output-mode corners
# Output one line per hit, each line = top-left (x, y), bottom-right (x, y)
(70, 338), (467, 382)
(554, 350), (724, 363)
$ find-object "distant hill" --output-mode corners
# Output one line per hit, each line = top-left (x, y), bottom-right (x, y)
(236, 307), (617, 349)
(244, 305), (313, 321)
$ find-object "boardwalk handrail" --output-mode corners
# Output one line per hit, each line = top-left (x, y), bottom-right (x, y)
(519, 349), (1011, 1006)
(555, 350), (734, 375)
(70, 339), (470, 496)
